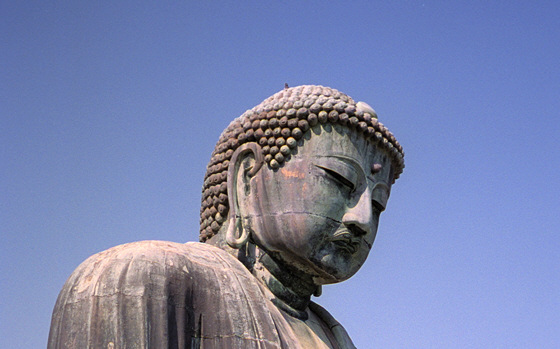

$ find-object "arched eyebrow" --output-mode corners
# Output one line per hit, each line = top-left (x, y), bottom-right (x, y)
(313, 155), (365, 174)
(372, 182), (390, 193)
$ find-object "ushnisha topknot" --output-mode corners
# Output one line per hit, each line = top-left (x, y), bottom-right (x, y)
(199, 85), (404, 242)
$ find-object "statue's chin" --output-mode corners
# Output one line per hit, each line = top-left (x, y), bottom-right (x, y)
(256, 237), (366, 285)
(316, 249), (368, 284)
(312, 268), (358, 285)
(287, 253), (362, 285)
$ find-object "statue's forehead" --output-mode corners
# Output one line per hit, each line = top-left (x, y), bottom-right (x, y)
(303, 124), (390, 169)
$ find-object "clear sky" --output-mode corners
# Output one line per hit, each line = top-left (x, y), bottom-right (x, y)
(2, 1), (559, 348)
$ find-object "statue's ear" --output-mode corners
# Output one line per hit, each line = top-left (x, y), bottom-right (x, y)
(225, 143), (264, 248)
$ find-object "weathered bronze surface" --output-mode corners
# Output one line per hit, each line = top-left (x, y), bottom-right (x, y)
(48, 85), (404, 348)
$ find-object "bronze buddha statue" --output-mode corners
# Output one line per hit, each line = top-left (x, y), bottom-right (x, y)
(48, 85), (404, 348)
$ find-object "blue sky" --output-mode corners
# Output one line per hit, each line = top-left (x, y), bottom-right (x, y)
(2, 1), (559, 348)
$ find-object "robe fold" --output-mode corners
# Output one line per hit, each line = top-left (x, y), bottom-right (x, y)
(48, 240), (355, 348)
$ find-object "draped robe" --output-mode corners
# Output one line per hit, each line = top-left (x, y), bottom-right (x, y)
(48, 240), (356, 348)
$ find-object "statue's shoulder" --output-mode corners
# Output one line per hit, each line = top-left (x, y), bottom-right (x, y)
(78, 239), (233, 263)
(49, 240), (279, 348)
(63, 240), (246, 296)
(77, 239), (228, 264)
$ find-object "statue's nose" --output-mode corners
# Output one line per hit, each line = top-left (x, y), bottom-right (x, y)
(341, 189), (373, 236)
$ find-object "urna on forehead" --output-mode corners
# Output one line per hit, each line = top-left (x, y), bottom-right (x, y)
(199, 85), (405, 241)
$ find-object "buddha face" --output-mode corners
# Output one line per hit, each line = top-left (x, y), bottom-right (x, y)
(237, 124), (394, 284)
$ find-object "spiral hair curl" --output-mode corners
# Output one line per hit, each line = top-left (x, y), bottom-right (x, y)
(199, 85), (404, 242)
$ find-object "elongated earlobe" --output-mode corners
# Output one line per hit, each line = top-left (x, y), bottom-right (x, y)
(225, 143), (264, 249)
(226, 214), (246, 249)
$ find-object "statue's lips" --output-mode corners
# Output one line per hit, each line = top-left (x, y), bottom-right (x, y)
(329, 231), (361, 254)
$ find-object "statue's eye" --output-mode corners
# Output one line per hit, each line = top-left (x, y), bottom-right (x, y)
(316, 165), (356, 192)
(372, 199), (385, 213)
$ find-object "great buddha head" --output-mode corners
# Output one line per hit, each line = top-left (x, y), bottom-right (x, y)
(200, 85), (404, 285)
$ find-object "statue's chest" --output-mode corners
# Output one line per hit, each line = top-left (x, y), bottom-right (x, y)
(280, 309), (340, 349)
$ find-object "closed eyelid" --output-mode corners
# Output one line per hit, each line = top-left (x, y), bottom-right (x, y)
(372, 199), (385, 212)
(312, 158), (359, 189)
(371, 183), (390, 211)
(315, 165), (356, 190)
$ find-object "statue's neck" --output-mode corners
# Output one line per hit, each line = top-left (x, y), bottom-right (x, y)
(252, 247), (319, 320)
(206, 233), (321, 319)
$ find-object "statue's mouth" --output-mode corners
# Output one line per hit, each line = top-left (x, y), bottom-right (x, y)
(330, 231), (361, 254)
